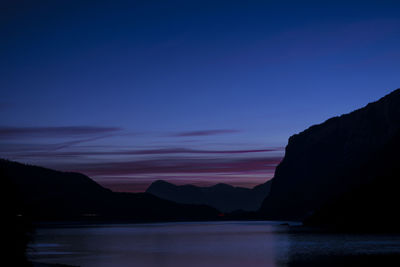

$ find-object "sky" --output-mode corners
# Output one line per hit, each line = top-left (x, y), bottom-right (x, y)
(1, 0), (400, 192)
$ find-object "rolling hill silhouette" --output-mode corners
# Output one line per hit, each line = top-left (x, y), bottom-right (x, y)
(1, 159), (220, 222)
(146, 180), (271, 212)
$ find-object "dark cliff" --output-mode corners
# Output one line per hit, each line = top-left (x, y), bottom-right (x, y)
(259, 88), (400, 221)
(303, 128), (400, 231)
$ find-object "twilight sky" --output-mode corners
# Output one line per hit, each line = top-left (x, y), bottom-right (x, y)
(1, 0), (400, 191)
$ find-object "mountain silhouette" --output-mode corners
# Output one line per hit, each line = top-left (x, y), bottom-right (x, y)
(259, 88), (400, 224)
(1, 159), (220, 222)
(303, 128), (400, 231)
(146, 180), (271, 212)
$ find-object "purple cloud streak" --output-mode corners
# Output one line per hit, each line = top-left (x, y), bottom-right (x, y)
(69, 156), (282, 192)
(7, 147), (283, 158)
(172, 129), (240, 137)
(0, 125), (282, 192)
(70, 157), (281, 177)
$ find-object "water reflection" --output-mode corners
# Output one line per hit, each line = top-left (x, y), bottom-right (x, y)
(285, 230), (400, 266)
(29, 221), (400, 267)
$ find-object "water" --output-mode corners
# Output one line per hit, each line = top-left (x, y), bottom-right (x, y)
(28, 221), (400, 267)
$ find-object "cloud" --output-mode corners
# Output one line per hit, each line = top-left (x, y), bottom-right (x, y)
(67, 156), (282, 192)
(3, 146), (284, 158)
(69, 156), (282, 176)
(120, 147), (282, 155)
(1, 143), (283, 192)
(0, 126), (122, 139)
(52, 135), (118, 150)
(172, 129), (240, 137)
(0, 125), (283, 192)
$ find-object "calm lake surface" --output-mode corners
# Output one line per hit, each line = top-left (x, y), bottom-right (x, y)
(29, 221), (400, 267)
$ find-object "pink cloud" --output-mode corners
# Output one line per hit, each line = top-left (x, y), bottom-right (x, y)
(72, 157), (282, 176)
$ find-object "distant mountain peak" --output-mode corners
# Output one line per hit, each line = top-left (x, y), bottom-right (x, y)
(151, 180), (174, 186)
(210, 183), (234, 189)
(2, 159), (219, 221)
(146, 179), (271, 213)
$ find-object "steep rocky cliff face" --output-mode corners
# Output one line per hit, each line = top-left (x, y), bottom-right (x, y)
(259, 89), (400, 220)
(303, 129), (400, 231)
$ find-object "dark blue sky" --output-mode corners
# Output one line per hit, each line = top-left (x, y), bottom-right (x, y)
(1, 1), (400, 191)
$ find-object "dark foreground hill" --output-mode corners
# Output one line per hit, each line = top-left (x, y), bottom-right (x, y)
(146, 180), (271, 212)
(259, 88), (400, 227)
(0, 159), (220, 222)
